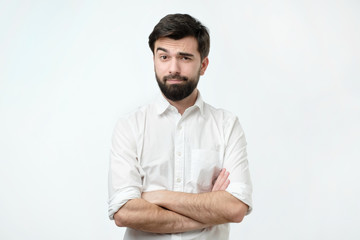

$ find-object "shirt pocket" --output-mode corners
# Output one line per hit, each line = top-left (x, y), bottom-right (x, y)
(190, 149), (222, 191)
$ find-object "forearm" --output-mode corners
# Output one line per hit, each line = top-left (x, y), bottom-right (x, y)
(147, 190), (248, 225)
(113, 198), (210, 233)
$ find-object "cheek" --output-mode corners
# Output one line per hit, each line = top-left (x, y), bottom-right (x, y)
(184, 64), (201, 76)
(154, 66), (167, 81)
(154, 62), (168, 74)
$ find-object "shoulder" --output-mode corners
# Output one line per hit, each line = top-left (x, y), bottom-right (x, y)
(203, 102), (246, 142)
(204, 102), (240, 126)
(113, 102), (154, 134)
(117, 105), (147, 124)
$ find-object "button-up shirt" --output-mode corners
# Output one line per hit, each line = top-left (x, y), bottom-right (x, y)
(108, 93), (253, 240)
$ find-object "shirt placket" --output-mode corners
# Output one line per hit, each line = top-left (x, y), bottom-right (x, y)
(173, 113), (185, 192)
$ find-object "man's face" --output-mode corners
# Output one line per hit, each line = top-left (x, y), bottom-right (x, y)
(153, 36), (209, 101)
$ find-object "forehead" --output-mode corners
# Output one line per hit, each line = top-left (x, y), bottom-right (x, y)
(154, 36), (199, 55)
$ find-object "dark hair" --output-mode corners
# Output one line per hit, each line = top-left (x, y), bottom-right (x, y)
(148, 13), (210, 60)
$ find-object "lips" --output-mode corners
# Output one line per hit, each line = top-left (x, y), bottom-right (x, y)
(164, 75), (187, 85)
(167, 78), (185, 81)
(164, 75), (188, 82)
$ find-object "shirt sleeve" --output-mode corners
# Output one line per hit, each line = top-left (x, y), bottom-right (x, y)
(223, 116), (253, 215)
(108, 116), (144, 220)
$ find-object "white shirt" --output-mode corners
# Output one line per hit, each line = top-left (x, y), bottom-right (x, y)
(108, 93), (253, 240)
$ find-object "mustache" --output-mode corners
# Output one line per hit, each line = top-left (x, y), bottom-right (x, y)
(163, 74), (188, 82)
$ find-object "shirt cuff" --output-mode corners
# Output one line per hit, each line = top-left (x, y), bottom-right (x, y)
(108, 187), (141, 220)
(226, 182), (253, 215)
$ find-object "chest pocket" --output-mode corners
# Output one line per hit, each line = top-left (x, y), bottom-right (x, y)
(190, 149), (222, 191)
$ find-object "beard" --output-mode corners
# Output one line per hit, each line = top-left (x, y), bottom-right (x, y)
(155, 71), (200, 101)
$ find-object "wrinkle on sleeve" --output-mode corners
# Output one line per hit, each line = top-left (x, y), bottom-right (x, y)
(108, 116), (144, 220)
(223, 115), (253, 215)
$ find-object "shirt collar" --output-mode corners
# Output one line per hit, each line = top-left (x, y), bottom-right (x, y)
(155, 91), (205, 116)
(155, 93), (171, 115)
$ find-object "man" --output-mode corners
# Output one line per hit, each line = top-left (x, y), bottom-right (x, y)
(108, 13), (253, 239)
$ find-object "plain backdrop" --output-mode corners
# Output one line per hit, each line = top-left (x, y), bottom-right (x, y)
(1, 0), (359, 239)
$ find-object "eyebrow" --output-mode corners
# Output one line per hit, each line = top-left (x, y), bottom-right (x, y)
(156, 47), (194, 57)
(178, 52), (194, 57)
(156, 47), (168, 53)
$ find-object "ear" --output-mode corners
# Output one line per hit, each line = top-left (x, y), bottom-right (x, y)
(153, 55), (156, 70)
(200, 57), (209, 76)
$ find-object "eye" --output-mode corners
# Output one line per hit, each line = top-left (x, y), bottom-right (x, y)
(160, 55), (168, 60)
(180, 56), (192, 61)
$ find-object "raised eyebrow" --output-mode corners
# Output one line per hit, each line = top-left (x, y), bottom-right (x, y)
(178, 52), (194, 57)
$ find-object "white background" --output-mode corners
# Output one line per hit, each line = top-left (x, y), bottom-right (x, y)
(1, 0), (359, 239)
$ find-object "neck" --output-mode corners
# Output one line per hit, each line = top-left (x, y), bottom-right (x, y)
(164, 89), (198, 115)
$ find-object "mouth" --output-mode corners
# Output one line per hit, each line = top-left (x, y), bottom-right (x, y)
(164, 75), (188, 85)
(166, 79), (186, 84)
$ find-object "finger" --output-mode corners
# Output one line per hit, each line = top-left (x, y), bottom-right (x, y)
(220, 178), (230, 191)
(212, 168), (226, 191)
(218, 171), (230, 190)
(212, 169), (225, 191)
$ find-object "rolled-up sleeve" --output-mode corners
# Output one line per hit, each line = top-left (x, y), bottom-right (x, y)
(108, 117), (144, 220)
(223, 116), (253, 215)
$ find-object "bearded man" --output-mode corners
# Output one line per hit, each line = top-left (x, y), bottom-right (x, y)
(108, 13), (253, 240)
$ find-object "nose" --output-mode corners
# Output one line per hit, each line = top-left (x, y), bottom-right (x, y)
(169, 58), (180, 75)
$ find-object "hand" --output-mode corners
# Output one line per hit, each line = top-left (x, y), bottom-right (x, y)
(212, 168), (230, 192)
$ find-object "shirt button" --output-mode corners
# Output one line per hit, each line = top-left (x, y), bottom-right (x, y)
(178, 125), (182, 130)
(177, 152), (182, 156)
(176, 178), (182, 183)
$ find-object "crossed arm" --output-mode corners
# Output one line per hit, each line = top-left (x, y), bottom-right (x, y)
(113, 169), (249, 233)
